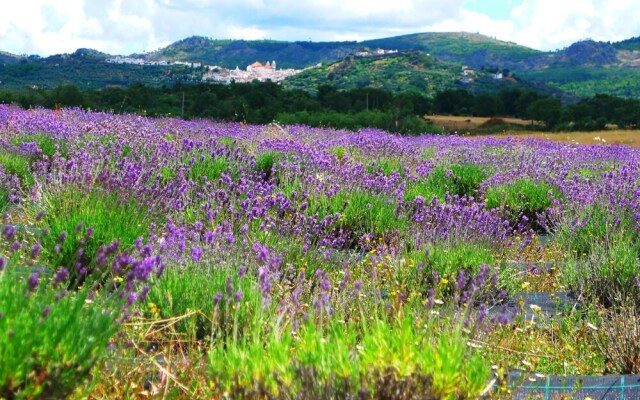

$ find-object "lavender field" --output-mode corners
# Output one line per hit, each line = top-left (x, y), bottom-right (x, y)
(1, 105), (640, 398)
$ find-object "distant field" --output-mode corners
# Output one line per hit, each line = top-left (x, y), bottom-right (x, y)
(488, 129), (640, 147)
(427, 115), (640, 147)
(427, 115), (534, 131)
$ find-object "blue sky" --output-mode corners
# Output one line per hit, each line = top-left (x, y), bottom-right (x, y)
(463, 0), (524, 20)
(1, 0), (638, 56)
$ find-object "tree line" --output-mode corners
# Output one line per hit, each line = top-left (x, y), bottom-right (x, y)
(0, 82), (639, 133)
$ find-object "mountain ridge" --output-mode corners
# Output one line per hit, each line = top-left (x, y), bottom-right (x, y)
(2, 31), (640, 99)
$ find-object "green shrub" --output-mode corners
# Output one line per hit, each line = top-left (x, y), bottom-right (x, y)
(208, 313), (490, 398)
(0, 259), (123, 399)
(38, 187), (152, 281)
(427, 242), (495, 277)
(12, 133), (65, 159)
(563, 237), (640, 309)
(218, 136), (236, 149)
(405, 163), (486, 202)
(0, 187), (10, 213)
(485, 179), (561, 228)
(366, 158), (405, 177)
(188, 155), (230, 183)
(314, 190), (405, 243)
(255, 151), (284, 180)
(0, 153), (34, 188)
(146, 263), (260, 341)
(555, 204), (634, 257)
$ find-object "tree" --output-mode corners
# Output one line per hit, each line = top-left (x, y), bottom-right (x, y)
(526, 98), (563, 130)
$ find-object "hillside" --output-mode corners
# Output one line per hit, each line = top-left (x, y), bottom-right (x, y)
(0, 51), (23, 65)
(0, 49), (199, 90)
(137, 36), (358, 69)
(361, 32), (542, 67)
(283, 51), (541, 97)
(2, 32), (640, 99)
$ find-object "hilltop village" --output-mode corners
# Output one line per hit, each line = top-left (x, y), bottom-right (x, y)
(201, 60), (310, 83)
(107, 56), (312, 83)
(106, 47), (403, 84)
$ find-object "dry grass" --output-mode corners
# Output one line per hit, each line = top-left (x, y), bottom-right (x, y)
(486, 129), (640, 148)
(426, 115), (640, 147)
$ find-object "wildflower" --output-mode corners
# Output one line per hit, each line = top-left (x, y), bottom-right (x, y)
(213, 292), (223, 306)
(27, 273), (40, 291)
(191, 247), (204, 262)
(53, 268), (69, 285)
(30, 243), (41, 259)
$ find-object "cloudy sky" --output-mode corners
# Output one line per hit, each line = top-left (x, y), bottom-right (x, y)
(1, 0), (638, 56)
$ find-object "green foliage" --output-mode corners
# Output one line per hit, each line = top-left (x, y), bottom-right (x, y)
(187, 155), (230, 182)
(0, 152), (34, 188)
(0, 263), (122, 399)
(208, 312), (490, 398)
(554, 204), (632, 258)
(0, 187), (10, 213)
(254, 151), (284, 179)
(218, 136), (236, 149)
(563, 236), (640, 309)
(406, 163), (487, 202)
(366, 157), (405, 177)
(315, 190), (405, 241)
(485, 179), (561, 228)
(426, 242), (495, 278)
(11, 133), (64, 159)
(147, 263), (260, 341)
(38, 187), (152, 279)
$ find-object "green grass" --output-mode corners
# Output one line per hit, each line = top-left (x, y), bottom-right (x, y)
(11, 133), (66, 159)
(0, 186), (10, 213)
(427, 242), (495, 277)
(187, 155), (230, 183)
(0, 260), (123, 399)
(405, 163), (487, 202)
(209, 310), (490, 398)
(314, 190), (405, 244)
(146, 262), (260, 341)
(255, 151), (284, 180)
(0, 152), (34, 188)
(38, 187), (153, 281)
(485, 179), (561, 228)
(366, 157), (405, 177)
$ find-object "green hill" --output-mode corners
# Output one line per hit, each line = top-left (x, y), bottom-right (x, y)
(138, 36), (358, 69)
(361, 32), (541, 67)
(0, 49), (199, 90)
(2, 32), (640, 99)
(284, 51), (535, 96)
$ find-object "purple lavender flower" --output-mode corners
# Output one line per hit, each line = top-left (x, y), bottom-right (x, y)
(27, 273), (40, 291)
(191, 247), (203, 262)
(30, 243), (41, 259)
(213, 291), (223, 306)
(53, 268), (69, 285)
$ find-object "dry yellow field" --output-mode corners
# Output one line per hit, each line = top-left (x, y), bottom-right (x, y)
(426, 115), (640, 148)
(485, 129), (640, 148)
